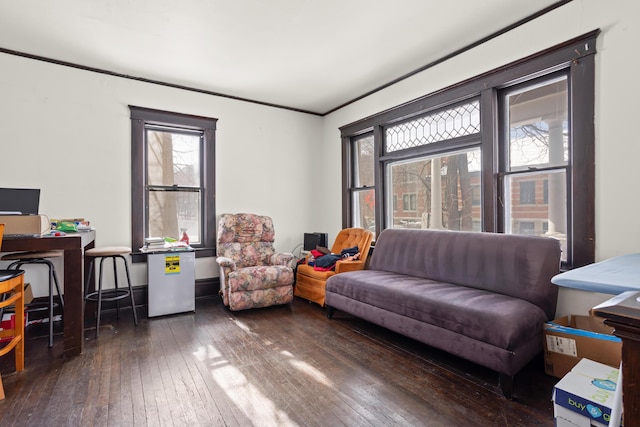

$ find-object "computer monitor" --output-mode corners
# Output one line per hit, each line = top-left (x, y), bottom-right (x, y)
(0, 188), (41, 214)
(303, 232), (328, 251)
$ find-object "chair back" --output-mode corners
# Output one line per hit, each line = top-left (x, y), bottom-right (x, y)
(0, 222), (26, 400)
(217, 213), (277, 268)
(330, 228), (374, 265)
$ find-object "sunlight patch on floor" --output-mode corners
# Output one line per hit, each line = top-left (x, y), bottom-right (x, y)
(282, 351), (334, 388)
(193, 345), (298, 426)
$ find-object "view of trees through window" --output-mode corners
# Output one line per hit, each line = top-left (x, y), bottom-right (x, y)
(146, 129), (202, 244)
(130, 105), (217, 258)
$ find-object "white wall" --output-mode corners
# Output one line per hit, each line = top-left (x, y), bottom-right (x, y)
(2, 0), (638, 316)
(320, 0), (640, 317)
(0, 52), (323, 295)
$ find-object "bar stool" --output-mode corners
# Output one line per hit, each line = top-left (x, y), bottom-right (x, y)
(84, 246), (138, 338)
(1, 250), (64, 348)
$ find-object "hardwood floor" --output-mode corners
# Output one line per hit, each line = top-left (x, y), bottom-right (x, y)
(0, 297), (558, 426)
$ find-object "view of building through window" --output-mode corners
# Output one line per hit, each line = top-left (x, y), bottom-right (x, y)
(387, 149), (481, 231)
(378, 76), (569, 260)
(343, 33), (596, 268)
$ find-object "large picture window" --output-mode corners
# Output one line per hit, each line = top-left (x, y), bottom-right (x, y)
(341, 31), (597, 269)
(130, 106), (217, 259)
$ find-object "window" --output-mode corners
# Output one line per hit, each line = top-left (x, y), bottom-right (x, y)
(519, 181), (536, 205)
(501, 74), (569, 261)
(130, 106), (217, 259)
(341, 31), (597, 268)
(387, 148), (481, 231)
(471, 185), (481, 206)
(348, 133), (376, 233)
(518, 221), (536, 235)
(402, 194), (417, 211)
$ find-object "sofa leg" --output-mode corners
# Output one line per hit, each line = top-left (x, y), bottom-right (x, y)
(326, 306), (334, 319)
(499, 373), (514, 400)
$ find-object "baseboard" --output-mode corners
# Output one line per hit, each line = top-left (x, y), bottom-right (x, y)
(28, 277), (221, 320)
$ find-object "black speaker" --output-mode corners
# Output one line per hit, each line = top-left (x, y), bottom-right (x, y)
(303, 232), (328, 251)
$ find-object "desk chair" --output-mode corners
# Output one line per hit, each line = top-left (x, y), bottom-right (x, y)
(0, 224), (26, 400)
(1, 250), (63, 348)
(84, 246), (138, 338)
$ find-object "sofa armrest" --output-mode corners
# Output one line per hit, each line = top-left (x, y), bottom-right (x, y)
(270, 252), (297, 269)
(335, 260), (366, 273)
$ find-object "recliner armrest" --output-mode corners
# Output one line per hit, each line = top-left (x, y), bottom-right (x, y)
(216, 256), (236, 271)
(270, 252), (297, 269)
(335, 260), (365, 274)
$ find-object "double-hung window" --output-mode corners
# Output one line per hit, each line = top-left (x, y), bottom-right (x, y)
(501, 73), (569, 260)
(348, 133), (376, 233)
(341, 31), (597, 269)
(130, 106), (217, 258)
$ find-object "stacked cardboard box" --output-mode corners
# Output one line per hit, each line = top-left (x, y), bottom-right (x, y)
(553, 358), (622, 427)
(543, 315), (621, 378)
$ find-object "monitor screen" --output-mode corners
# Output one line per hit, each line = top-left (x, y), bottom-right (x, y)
(303, 232), (328, 251)
(0, 188), (40, 215)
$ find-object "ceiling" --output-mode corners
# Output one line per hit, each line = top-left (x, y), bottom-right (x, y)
(0, 0), (565, 115)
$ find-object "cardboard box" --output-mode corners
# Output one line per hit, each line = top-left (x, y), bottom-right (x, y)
(0, 214), (50, 236)
(0, 312), (28, 343)
(543, 315), (621, 378)
(553, 358), (622, 427)
(0, 283), (33, 342)
(24, 282), (34, 305)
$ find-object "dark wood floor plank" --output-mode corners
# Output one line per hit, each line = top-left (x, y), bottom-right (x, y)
(0, 297), (557, 426)
(162, 319), (220, 426)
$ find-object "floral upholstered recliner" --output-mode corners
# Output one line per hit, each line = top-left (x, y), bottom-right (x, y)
(216, 213), (296, 311)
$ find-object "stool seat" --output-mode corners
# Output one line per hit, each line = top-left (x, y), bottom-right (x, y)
(1, 250), (63, 261)
(86, 246), (131, 257)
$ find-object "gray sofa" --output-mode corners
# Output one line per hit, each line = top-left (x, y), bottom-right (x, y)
(325, 228), (561, 398)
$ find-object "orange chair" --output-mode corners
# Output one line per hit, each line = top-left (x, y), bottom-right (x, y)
(294, 228), (373, 307)
(0, 224), (26, 400)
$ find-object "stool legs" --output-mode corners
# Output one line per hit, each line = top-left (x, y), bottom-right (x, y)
(8, 258), (62, 348)
(122, 255), (139, 327)
(85, 254), (138, 338)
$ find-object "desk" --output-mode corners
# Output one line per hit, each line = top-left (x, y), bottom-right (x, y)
(551, 253), (640, 294)
(1, 230), (95, 357)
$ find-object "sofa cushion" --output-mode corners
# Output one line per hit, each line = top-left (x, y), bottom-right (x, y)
(326, 270), (549, 351)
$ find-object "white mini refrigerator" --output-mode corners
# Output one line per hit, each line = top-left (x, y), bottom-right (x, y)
(147, 250), (195, 317)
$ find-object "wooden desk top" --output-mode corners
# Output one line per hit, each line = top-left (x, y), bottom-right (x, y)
(2, 230), (96, 251)
(592, 290), (640, 328)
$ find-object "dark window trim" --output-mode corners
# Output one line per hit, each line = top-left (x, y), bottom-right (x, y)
(340, 30), (598, 268)
(130, 106), (217, 262)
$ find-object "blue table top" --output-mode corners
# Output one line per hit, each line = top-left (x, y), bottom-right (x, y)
(551, 253), (640, 294)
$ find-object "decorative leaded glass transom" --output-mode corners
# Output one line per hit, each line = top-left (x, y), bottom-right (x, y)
(385, 100), (481, 152)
